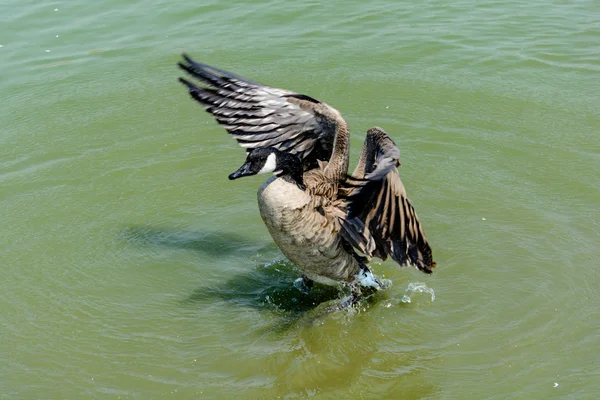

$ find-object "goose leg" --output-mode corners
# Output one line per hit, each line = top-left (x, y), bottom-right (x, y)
(320, 284), (364, 314)
(357, 265), (391, 290)
(303, 283), (377, 324)
(323, 267), (384, 310)
(293, 275), (314, 294)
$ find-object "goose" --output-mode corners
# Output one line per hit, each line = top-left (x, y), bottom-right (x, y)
(177, 54), (435, 307)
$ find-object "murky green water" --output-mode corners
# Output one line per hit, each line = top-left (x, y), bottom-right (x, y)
(2, 1), (599, 398)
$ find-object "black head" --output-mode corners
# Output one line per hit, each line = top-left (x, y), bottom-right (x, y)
(228, 148), (278, 180)
(228, 148), (305, 189)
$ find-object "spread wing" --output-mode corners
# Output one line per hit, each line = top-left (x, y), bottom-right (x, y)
(178, 54), (341, 170)
(341, 127), (435, 273)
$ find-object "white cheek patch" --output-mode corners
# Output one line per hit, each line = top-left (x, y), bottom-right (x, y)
(258, 153), (277, 175)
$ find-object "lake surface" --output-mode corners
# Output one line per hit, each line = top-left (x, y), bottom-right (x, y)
(2, 0), (599, 398)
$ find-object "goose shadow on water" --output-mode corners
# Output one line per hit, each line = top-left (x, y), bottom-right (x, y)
(120, 225), (276, 257)
(120, 226), (360, 319)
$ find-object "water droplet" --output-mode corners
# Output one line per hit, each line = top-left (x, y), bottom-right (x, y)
(402, 282), (435, 302)
(553, 382), (559, 388)
(45, 49), (50, 52)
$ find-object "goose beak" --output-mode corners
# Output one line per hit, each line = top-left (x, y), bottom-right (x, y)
(228, 162), (256, 180)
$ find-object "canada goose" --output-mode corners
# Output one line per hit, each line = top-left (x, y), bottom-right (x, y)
(178, 54), (435, 307)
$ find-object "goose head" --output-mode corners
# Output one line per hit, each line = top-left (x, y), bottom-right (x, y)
(229, 148), (305, 189)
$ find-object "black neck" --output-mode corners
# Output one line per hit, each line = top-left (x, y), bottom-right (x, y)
(274, 150), (305, 190)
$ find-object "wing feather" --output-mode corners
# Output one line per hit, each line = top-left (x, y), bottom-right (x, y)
(341, 127), (435, 273)
(178, 54), (339, 169)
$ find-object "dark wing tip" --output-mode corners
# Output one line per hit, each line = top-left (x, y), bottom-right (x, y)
(177, 58), (210, 79)
(421, 260), (436, 274)
(177, 63), (192, 77)
(178, 54), (263, 88)
(178, 54), (196, 73)
(414, 245), (436, 273)
(181, 53), (203, 69)
(178, 77), (195, 91)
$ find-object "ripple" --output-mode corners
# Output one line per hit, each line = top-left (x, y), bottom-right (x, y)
(3, 0), (600, 398)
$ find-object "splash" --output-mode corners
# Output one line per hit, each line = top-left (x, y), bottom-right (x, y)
(400, 282), (435, 303)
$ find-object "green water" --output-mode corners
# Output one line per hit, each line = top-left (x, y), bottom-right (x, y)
(2, 0), (599, 398)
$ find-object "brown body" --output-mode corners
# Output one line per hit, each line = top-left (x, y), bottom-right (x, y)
(258, 172), (361, 285)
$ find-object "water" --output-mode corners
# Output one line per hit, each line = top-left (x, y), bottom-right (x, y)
(2, 0), (599, 398)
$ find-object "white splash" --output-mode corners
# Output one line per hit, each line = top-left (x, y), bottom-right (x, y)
(401, 282), (435, 303)
(357, 269), (380, 288)
(293, 277), (311, 294)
